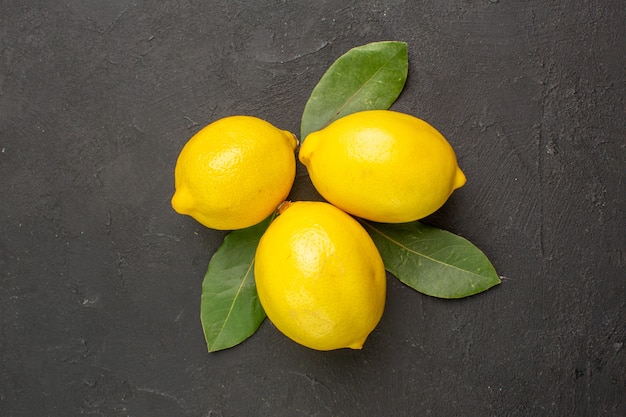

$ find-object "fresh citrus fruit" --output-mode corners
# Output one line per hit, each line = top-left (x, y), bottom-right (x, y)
(171, 115), (297, 230)
(254, 201), (386, 351)
(299, 110), (466, 223)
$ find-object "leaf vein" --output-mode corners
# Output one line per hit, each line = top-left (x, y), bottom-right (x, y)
(211, 260), (254, 347)
(322, 47), (405, 130)
(364, 222), (487, 279)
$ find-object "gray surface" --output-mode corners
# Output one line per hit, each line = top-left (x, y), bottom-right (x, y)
(1, 1), (625, 416)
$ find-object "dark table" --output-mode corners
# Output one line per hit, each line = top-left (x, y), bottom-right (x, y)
(1, 1), (624, 416)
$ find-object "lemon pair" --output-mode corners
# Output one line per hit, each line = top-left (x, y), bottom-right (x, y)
(171, 110), (465, 350)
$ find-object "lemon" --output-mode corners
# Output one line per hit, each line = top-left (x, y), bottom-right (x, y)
(171, 115), (297, 230)
(254, 201), (386, 351)
(299, 110), (466, 223)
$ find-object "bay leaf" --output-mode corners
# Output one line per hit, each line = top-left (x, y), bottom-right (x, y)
(300, 41), (408, 140)
(362, 221), (500, 299)
(200, 217), (271, 352)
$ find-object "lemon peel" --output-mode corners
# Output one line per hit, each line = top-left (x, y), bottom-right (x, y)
(254, 201), (386, 351)
(172, 115), (297, 230)
(299, 110), (465, 223)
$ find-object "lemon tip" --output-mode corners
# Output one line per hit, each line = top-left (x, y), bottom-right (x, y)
(454, 167), (467, 189)
(284, 131), (299, 150)
(347, 337), (366, 350)
(171, 189), (192, 214)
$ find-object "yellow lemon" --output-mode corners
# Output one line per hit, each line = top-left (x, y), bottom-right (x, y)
(254, 201), (386, 351)
(299, 110), (466, 223)
(171, 116), (297, 230)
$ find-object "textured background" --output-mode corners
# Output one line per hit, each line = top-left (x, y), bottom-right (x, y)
(1, 1), (624, 416)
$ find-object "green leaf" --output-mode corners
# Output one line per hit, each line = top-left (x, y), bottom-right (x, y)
(300, 41), (408, 140)
(362, 221), (501, 299)
(200, 217), (271, 352)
